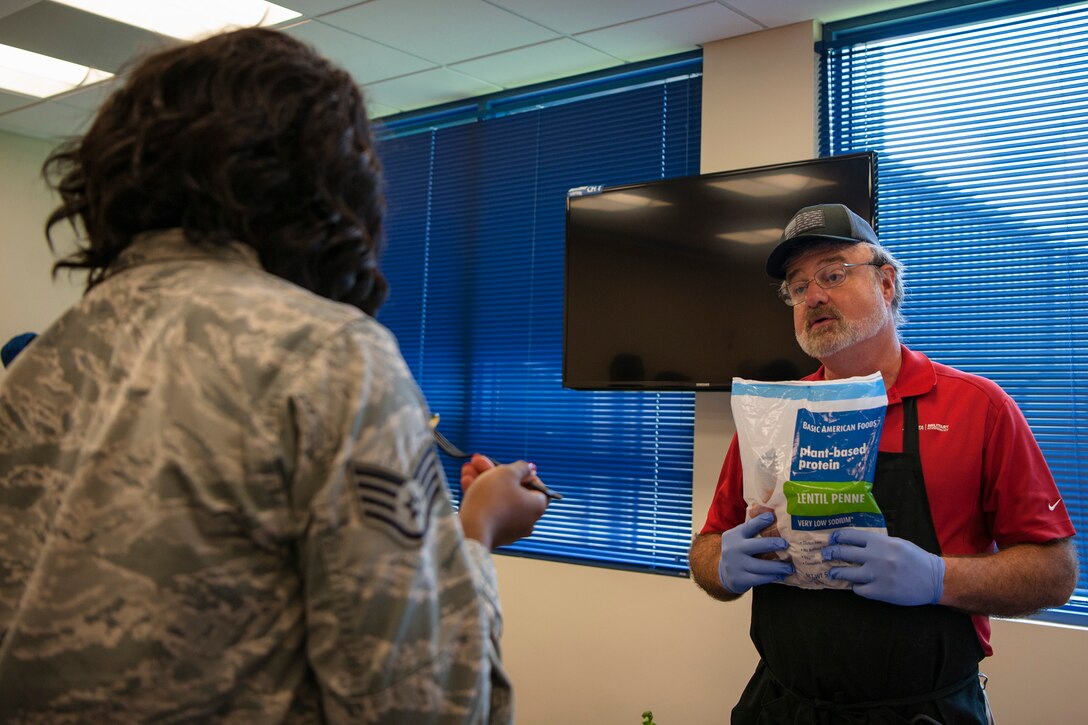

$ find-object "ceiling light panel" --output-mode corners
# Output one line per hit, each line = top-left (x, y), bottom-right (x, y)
(0, 42), (111, 97)
(52, 0), (301, 40)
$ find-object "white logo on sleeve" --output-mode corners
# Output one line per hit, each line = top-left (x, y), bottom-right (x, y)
(1049, 498), (1062, 511)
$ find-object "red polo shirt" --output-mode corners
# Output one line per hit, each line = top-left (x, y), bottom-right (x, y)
(701, 345), (1076, 655)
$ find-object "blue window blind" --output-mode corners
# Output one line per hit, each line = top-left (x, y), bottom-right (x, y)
(375, 55), (702, 575)
(821, 0), (1088, 623)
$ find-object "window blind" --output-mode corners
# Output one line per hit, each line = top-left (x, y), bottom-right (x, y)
(375, 56), (702, 574)
(822, 0), (1088, 623)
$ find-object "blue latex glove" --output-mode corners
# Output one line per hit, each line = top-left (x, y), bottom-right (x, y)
(823, 529), (945, 606)
(719, 512), (793, 595)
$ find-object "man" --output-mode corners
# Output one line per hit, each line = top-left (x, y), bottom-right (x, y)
(689, 203), (1077, 723)
(0, 28), (548, 722)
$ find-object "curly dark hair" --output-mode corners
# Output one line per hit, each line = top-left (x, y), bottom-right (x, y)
(43, 27), (387, 315)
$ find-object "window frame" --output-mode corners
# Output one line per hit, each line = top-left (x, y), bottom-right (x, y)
(820, 0), (1088, 626)
(373, 53), (704, 576)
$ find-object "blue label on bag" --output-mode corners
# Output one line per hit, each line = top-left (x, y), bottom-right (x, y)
(791, 406), (885, 483)
(792, 512), (887, 530)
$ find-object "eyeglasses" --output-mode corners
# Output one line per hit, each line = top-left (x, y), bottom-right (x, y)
(780, 261), (883, 307)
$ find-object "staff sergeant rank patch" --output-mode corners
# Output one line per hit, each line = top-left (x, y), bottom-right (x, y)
(353, 448), (444, 544)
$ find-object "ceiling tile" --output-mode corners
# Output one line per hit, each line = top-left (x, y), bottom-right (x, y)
(51, 77), (118, 112)
(0, 1), (39, 21)
(451, 38), (621, 89)
(487, 0), (710, 35)
(285, 19), (436, 84)
(365, 67), (502, 112)
(366, 100), (401, 120)
(0, 0), (938, 143)
(0, 98), (93, 140)
(322, 0), (560, 65)
(0, 1), (169, 74)
(722, 0), (924, 27)
(279, 1), (372, 17)
(0, 90), (37, 114)
(576, 2), (761, 62)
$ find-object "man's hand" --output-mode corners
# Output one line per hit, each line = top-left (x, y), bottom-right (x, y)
(718, 512), (793, 595)
(823, 529), (944, 606)
(458, 454), (548, 550)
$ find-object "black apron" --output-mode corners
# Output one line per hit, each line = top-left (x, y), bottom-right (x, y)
(732, 397), (988, 724)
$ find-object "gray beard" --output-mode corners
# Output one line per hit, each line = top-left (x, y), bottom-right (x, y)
(797, 302), (890, 359)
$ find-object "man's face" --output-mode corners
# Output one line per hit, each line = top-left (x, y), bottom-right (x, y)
(784, 243), (893, 360)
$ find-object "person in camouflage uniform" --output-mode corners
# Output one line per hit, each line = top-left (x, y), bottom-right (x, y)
(0, 27), (548, 723)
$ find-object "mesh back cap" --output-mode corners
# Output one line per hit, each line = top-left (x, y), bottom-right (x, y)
(766, 203), (878, 279)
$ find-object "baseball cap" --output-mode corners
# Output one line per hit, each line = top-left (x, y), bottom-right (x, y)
(2, 332), (37, 368)
(766, 204), (878, 279)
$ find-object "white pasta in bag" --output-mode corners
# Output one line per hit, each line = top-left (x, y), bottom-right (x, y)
(731, 373), (888, 589)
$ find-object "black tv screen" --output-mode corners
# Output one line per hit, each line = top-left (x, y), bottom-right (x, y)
(563, 152), (876, 390)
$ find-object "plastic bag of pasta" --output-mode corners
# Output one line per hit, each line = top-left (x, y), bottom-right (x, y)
(731, 373), (888, 589)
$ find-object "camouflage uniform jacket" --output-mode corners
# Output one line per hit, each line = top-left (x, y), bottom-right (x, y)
(0, 229), (512, 723)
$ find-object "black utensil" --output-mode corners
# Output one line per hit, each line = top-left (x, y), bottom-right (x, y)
(429, 415), (562, 501)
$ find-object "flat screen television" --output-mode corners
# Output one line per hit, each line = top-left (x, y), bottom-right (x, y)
(563, 152), (876, 390)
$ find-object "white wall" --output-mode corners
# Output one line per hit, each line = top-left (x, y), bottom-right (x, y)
(1, 22), (1084, 724)
(0, 130), (81, 381)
